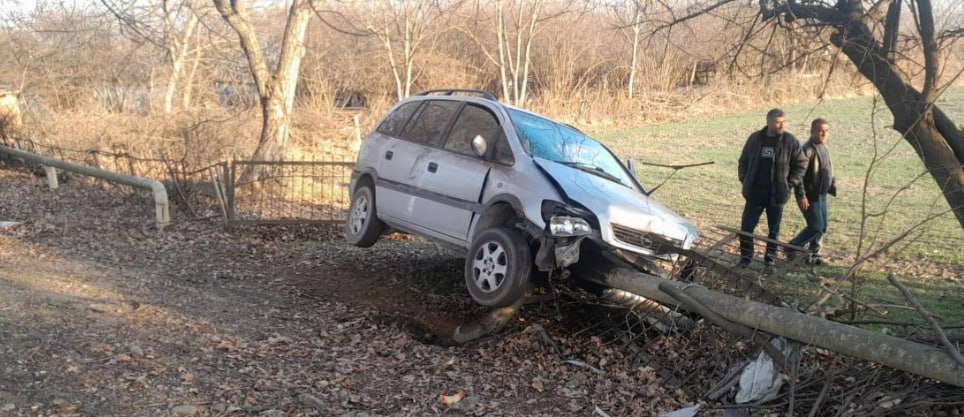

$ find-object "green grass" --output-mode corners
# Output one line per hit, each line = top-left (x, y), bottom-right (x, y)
(797, 265), (964, 327)
(592, 89), (964, 326)
(597, 88), (964, 265)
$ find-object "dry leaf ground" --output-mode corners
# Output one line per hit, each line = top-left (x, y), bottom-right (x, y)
(0, 168), (692, 417)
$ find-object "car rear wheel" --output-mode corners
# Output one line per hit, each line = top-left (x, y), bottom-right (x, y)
(465, 227), (531, 307)
(345, 184), (384, 247)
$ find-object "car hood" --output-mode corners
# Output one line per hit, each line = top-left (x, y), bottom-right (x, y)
(534, 158), (699, 247)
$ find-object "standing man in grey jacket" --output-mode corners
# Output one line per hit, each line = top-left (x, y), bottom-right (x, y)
(789, 118), (836, 264)
(737, 108), (808, 268)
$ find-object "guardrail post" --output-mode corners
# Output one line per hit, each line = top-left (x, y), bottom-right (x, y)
(0, 144), (170, 230)
(43, 166), (58, 190)
(151, 181), (170, 230)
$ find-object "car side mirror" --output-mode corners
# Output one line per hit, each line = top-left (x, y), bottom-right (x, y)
(627, 158), (637, 178)
(471, 135), (488, 157)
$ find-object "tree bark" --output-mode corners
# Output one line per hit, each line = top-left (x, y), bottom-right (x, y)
(756, 0), (964, 229)
(829, 18), (964, 227)
(181, 28), (202, 110)
(213, 0), (313, 174)
(628, 9), (640, 99)
(162, 0), (200, 114)
(572, 264), (964, 388)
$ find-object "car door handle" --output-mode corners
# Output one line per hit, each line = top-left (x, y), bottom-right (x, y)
(427, 162), (438, 173)
(385, 151), (393, 160)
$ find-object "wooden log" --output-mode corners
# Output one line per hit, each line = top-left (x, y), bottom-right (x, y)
(573, 264), (964, 387)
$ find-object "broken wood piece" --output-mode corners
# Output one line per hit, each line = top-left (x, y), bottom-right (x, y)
(450, 294), (526, 344)
(438, 390), (464, 406)
(562, 359), (604, 374)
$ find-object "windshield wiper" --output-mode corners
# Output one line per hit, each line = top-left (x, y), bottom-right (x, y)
(559, 161), (624, 185)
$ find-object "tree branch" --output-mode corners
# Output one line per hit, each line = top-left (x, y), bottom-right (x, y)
(760, 1), (847, 27)
(915, 0), (938, 103)
(651, 0), (737, 33)
(887, 274), (964, 368)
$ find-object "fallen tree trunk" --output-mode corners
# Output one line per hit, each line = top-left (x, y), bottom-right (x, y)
(572, 264), (964, 388)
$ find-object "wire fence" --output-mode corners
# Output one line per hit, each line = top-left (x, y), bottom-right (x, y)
(2, 137), (354, 225)
(224, 159), (355, 225)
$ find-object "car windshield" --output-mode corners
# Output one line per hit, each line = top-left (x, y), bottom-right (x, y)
(508, 109), (639, 190)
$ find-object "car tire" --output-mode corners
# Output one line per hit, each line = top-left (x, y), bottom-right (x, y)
(345, 184), (384, 247)
(465, 227), (532, 307)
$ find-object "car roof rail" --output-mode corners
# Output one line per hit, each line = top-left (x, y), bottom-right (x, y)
(417, 89), (497, 101)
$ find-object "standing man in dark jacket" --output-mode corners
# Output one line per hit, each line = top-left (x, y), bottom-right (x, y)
(737, 108), (808, 267)
(789, 118), (836, 264)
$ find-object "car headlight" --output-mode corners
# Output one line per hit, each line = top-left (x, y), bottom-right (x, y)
(549, 215), (592, 237)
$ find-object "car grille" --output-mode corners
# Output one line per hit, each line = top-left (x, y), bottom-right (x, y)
(611, 223), (682, 254)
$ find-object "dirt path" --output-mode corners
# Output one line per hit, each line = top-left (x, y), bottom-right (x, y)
(0, 168), (688, 417)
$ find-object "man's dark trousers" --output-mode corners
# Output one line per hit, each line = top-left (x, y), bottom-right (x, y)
(740, 193), (784, 263)
(790, 194), (828, 257)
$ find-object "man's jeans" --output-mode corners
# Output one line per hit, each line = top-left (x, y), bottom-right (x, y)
(790, 194), (828, 257)
(740, 193), (784, 263)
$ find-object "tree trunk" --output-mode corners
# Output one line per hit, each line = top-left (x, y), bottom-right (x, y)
(213, 0), (313, 177)
(571, 264), (964, 387)
(832, 23), (964, 228)
(251, 95), (287, 163)
(162, 0), (199, 114)
(181, 28), (202, 110)
(496, 0), (511, 104)
(163, 58), (184, 114)
(905, 122), (964, 226)
(628, 11), (640, 99)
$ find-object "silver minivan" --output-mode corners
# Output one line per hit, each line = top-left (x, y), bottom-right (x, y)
(347, 90), (698, 307)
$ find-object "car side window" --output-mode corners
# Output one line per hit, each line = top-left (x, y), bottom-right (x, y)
(443, 104), (502, 157)
(376, 101), (420, 138)
(400, 100), (461, 146)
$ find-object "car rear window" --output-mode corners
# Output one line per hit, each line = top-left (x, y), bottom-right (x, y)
(376, 101), (421, 137)
(400, 100), (461, 146)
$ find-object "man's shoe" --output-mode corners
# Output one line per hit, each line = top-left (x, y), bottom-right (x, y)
(762, 258), (776, 275)
(786, 251), (798, 263)
(736, 258), (751, 268)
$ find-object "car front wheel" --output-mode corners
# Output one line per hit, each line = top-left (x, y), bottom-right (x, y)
(465, 227), (531, 307)
(345, 184), (384, 247)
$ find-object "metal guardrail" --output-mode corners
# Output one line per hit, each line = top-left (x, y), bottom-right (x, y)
(0, 144), (170, 230)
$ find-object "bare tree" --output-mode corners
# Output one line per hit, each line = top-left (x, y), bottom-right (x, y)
(161, 0), (202, 113)
(460, 0), (547, 106)
(496, 0), (544, 106)
(212, 0), (314, 167)
(661, 0), (964, 229)
(610, 0), (649, 99)
(364, 0), (438, 100)
(180, 23), (204, 109)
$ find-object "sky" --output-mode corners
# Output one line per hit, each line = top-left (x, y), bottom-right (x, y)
(0, 0), (294, 15)
(0, 0), (38, 14)
(0, 0), (960, 20)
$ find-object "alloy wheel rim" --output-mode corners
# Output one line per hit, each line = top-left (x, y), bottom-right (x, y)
(472, 241), (508, 293)
(349, 195), (369, 235)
